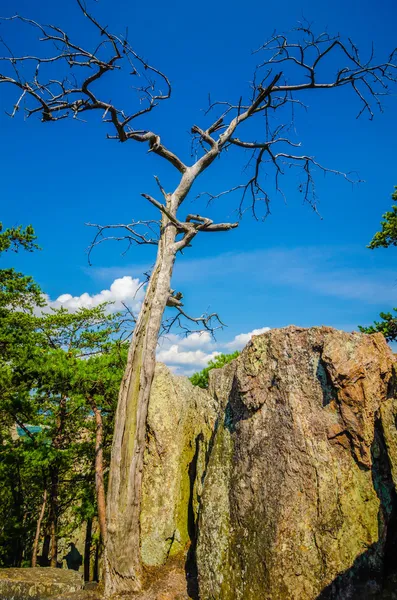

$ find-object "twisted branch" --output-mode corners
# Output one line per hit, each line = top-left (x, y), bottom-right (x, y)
(86, 221), (160, 265)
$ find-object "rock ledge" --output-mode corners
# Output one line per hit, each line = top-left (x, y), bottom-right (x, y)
(0, 567), (84, 599)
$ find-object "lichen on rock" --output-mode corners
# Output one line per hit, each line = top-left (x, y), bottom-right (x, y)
(140, 363), (217, 567)
(0, 567), (83, 599)
(196, 326), (397, 600)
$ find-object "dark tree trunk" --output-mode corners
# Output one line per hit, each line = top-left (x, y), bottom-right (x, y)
(32, 488), (47, 567)
(90, 402), (107, 545)
(40, 531), (51, 567)
(84, 518), (93, 582)
(49, 395), (66, 569)
(49, 468), (59, 568)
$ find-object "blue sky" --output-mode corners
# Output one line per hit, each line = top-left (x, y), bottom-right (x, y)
(1, 0), (397, 371)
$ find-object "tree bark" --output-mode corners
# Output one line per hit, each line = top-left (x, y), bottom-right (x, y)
(32, 488), (47, 567)
(104, 223), (177, 595)
(91, 402), (107, 545)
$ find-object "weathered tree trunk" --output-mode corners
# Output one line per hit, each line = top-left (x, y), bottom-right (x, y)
(104, 224), (177, 595)
(32, 488), (47, 567)
(91, 402), (107, 545)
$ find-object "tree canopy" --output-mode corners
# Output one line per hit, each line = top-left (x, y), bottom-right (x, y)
(0, 223), (127, 572)
(190, 352), (240, 389)
(359, 186), (397, 341)
(368, 187), (397, 249)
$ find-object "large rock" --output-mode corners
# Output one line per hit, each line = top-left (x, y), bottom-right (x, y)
(196, 326), (397, 600)
(0, 567), (84, 599)
(140, 363), (217, 566)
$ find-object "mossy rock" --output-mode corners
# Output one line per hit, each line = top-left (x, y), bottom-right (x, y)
(140, 363), (218, 566)
(197, 327), (397, 600)
(0, 567), (84, 599)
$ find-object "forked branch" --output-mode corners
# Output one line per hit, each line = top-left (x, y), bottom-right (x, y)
(0, 2), (185, 171)
(1, 11), (395, 219)
(196, 25), (396, 217)
(86, 221), (160, 265)
(162, 303), (225, 337)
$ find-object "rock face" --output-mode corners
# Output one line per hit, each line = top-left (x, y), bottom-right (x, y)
(0, 567), (83, 599)
(196, 326), (397, 600)
(140, 363), (217, 567)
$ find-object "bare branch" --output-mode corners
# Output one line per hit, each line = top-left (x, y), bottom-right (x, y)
(2, 13), (394, 220)
(154, 176), (168, 202)
(192, 27), (395, 218)
(185, 214), (238, 232)
(0, 4), (188, 173)
(86, 220), (159, 265)
(161, 299), (226, 337)
(141, 194), (186, 230)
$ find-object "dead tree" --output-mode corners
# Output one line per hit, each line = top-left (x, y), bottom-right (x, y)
(1, 2), (396, 595)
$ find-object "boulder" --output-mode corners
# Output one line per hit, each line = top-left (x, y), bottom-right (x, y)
(196, 326), (397, 600)
(0, 567), (84, 599)
(140, 363), (217, 567)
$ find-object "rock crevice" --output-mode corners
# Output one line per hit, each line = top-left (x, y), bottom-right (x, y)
(196, 326), (397, 600)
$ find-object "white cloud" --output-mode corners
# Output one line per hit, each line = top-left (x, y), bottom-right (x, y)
(156, 331), (221, 375)
(40, 276), (145, 314)
(38, 274), (272, 375)
(157, 344), (220, 370)
(157, 327), (271, 375)
(225, 327), (271, 351)
(178, 331), (214, 350)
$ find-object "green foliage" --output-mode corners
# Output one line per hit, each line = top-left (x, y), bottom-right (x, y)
(368, 187), (397, 249)
(359, 310), (397, 342)
(0, 303), (128, 566)
(0, 222), (128, 567)
(189, 351), (240, 389)
(0, 223), (44, 565)
(0, 222), (39, 254)
(360, 187), (397, 342)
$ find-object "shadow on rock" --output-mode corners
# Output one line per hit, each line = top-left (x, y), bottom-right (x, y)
(317, 418), (397, 600)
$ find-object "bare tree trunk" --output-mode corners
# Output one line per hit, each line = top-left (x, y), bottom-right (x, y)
(91, 402), (107, 545)
(32, 488), (47, 567)
(105, 226), (176, 595)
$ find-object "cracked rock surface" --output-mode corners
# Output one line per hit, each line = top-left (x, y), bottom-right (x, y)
(140, 363), (217, 568)
(197, 326), (397, 600)
(0, 567), (83, 599)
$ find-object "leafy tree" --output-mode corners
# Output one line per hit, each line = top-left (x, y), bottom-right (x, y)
(367, 187), (397, 249)
(1, 4), (396, 592)
(359, 310), (397, 342)
(190, 352), (240, 389)
(0, 222), (44, 566)
(0, 222), (38, 254)
(359, 187), (397, 341)
(0, 223), (128, 569)
(19, 305), (128, 568)
(71, 341), (128, 552)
